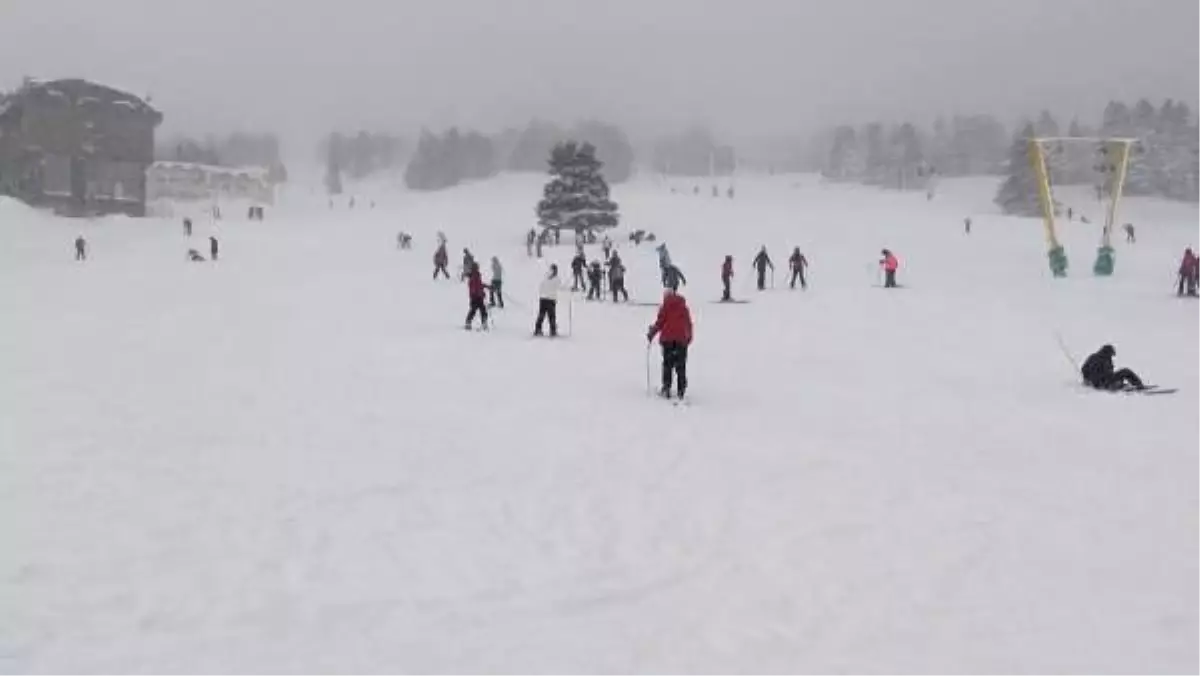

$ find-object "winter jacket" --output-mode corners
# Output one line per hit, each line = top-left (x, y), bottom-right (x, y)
(1080, 348), (1114, 388)
(539, 275), (562, 300)
(1180, 251), (1198, 276)
(571, 254), (586, 272)
(789, 252), (807, 270)
(882, 252), (899, 272)
(656, 245), (671, 268)
(491, 259), (503, 281)
(664, 265), (687, 288)
(434, 246), (448, 265)
(467, 269), (487, 298)
(648, 294), (693, 345)
(721, 259), (733, 279)
(608, 262), (626, 281)
(752, 251), (773, 271)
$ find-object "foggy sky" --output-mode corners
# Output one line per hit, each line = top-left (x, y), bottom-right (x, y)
(1, 0), (1196, 147)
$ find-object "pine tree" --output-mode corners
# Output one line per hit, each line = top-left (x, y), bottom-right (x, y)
(994, 123), (1045, 217)
(825, 126), (862, 180)
(1123, 99), (1158, 195)
(536, 141), (619, 237)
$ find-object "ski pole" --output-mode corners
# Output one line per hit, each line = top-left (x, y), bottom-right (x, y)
(1053, 331), (1079, 373)
(645, 341), (654, 396)
(567, 295), (574, 337)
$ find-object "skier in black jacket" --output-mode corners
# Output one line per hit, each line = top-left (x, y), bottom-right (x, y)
(751, 246), (773, 290)
(570, 250), (587, 291)
(1081, 344), (1145, 391)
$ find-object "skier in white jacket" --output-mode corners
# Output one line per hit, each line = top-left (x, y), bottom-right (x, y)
(534, 264), (564, 337)
(489, 256), (504, 308)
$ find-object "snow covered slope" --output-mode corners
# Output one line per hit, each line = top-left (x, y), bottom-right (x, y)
(0, 176), (1196, 673)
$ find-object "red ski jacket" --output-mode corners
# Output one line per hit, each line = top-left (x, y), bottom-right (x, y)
(649, 294), (693, 345)
(467, 270), (486, 298)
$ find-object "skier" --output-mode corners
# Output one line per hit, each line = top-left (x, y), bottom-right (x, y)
(436, 231), (448, 247)
(534, 264), (562, 337)
(433, 242), (450, 280)
(74, 235), (87, 261)
(183, 217), (193, 236)
(397, 232), (413, 250)
(787, 247), (808, 290)
(646, 288), (694, 400)
(608, 252), (629, 302)
(570, 249), (587, 291)
(655, 243), (672, 286)
(601, 235), (613, 261)
(526, 228), (537, 257)
(751, 246), (773, 291)
(720, 255), (734, 301)
(1123, 223), (1136, 243)
(209, 236), (219, 261)
(464, 262), (490, 330)
(1067, 207), (1074, 221)
(553, 229), (561, 246)
(663, 263), (687, 291)
(461, 248), (476, 281)
(535, 230), (545, 258)
(586, 260), (604, 301)
(489, 256), (504, 308)
(880, 249), (899, 288)
(1178, 248), (1199, 297)
(1081, 344), (1145, 391)
(964, 217), (971, 234)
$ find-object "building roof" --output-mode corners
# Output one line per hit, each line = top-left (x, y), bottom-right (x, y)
(5, 78), (162, 125)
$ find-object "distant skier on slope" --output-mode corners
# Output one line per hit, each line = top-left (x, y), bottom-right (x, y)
(209, 236), (219, 261)
(74, 235), (87, 261)
(663, 262), (687, 291)
(183, 217), (193, 236)
(601, 235), (613, 261)
(526, 228), (537, 257)
(880, 249), (899, 288)
(720, 255), (734, 301)
(1081, 344), (1145, 391)
(1178, 248), (1199, 297)
(570, 250), (587, 291)
(433, 242), (450, 280)
(489, 256), (504, 308)
(586, 260), (604, 301)
(752, 246), (773, 290)
(646, 288), (694, 400)
(534, 264), (563, 337)
(964, 217), (971, 234)
(461, 249), (476, 281)
(656, 243), (672, 286)
(464, 262), (491, 330)
(788, 247), (808, 290)
(1123, 223), (1136, 243)
(608, 252), (629, 302)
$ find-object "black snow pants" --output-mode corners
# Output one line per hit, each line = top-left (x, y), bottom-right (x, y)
(572, 269), (585, 291)
(534, 299), (558, 336)
(466, 296), (489, 328)
(587, 277), (602, 300)
(610, 278), (628, 302)
(661, 342), (688, 396)
(489, 279), (504, 308)
(790, 269), (807, 290)
(884, 269), (897, 288)
(434, 263), (450, 280)
(721, 275), (732, 301)
(1093, 368), (1145, 391)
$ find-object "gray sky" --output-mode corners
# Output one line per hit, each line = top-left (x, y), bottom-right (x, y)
(1, 0), (1196, 146)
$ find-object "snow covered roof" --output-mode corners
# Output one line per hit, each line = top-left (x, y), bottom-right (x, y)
(16, 78), (162, 122)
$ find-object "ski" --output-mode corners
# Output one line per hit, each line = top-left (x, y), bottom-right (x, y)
(709, 299), (751, 304)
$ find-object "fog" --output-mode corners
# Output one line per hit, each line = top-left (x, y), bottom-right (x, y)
(1, 0), (1196, 146)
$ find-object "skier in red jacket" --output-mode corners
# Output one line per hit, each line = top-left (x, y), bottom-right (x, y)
(464, 262), (491, 330)
(1178, 248), (1199, 297)
(646, 289), (694, 399)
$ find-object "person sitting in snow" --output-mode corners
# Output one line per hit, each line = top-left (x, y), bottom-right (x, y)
(1081, 344), (1145, 391)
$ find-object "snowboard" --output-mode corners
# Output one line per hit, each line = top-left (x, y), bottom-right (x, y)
(1122, 385), (1177, 395)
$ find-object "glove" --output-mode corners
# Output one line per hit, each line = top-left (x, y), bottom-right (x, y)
(646, 326), (655, 342)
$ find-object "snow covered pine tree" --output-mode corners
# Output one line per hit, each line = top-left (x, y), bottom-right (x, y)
(536, 141), (620, 245)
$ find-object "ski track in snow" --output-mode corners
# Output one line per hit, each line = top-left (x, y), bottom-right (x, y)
(0, 174), (1196, 673)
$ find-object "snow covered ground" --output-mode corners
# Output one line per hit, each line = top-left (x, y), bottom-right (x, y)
(1, 173), (1196, 673)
